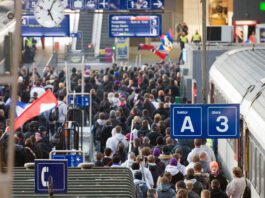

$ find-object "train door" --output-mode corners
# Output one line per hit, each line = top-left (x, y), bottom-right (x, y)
(233, 20), (258, 43)
(237, 119), (244, 168)
(242, 121), (249, 177)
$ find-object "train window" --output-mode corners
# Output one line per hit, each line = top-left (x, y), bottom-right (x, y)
(248, 140), (252, 181)
(260, 156), (265, 197)
(252, 144), (257, 187)
(257, 152), (261, 194)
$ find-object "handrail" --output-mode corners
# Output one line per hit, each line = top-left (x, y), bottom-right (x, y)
(49, 150), (83, 160)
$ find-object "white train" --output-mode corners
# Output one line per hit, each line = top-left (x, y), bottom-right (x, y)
(209, 47), (265, 198)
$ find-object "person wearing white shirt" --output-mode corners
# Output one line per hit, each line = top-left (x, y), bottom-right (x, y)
(201, 139), (216, 161)
(121, 152), (136, 168)
(106, 126), (128, 154)
(57, 96), (67, 125)
(187, 139), (210, 163)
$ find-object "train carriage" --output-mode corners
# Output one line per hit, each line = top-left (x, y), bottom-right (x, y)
(209, 47), (265, 198)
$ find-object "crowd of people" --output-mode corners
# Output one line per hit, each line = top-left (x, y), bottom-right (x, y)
(0, 59), (250, 197)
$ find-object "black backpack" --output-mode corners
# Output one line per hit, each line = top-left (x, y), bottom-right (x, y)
(242, 179), (251, 198)
(95, 123), (104, 141)
(49, 107), (59, 121)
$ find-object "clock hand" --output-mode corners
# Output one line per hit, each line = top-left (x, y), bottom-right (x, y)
(50, 0), (56, 11)
(47, 9), (54, 21)
(36, 5), (44, 9)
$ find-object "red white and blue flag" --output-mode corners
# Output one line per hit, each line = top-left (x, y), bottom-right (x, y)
(14, 90), (58, 130)
(138, 29), (174, 60)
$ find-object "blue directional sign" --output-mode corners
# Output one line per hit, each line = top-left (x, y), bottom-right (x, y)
(170, 104), (240, 139)
(109, 15), (161, 37)
(70, 32), (82, 39)
(68, 95), (90, 108)
(35, 160), (67, 193)
(23, 0), (164, 10)
(52, 154), (83, 167)
(21, 15), (70, 37)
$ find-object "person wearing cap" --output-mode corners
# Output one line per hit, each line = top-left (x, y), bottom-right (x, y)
(209, 161), (228, 191)
(152, 147), (165, 176)
(165, 158), (184, 187)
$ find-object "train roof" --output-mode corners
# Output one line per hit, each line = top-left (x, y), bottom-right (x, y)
(210, 47), (265, 146)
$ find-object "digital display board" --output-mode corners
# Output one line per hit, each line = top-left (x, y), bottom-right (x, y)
(21, 15), (70, 37)
(109, 15), (161, 37)
(22, 0), (164, 10)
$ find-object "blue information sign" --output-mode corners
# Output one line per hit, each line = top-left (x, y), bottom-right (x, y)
(23, 0), (164, 10)
(109, 15), (161, 37)
(170, 104), (240, 139)
(52, 154), (83, 167)
(21, 15), (70, 37)
(68, 95), (90, 108)
(35, 160), (67, 193)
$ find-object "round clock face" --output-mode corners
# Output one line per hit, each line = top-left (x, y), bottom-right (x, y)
(34, 0), (65, 28)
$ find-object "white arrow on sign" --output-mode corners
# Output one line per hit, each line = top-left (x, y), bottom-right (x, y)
(99, 0), (108, 8)
(153, 0), (163, 8)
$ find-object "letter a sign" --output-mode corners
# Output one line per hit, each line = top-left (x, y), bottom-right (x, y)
(171, 106), (202, 138)
(181, 116), (195, 133)
(170, 104), (240, 139)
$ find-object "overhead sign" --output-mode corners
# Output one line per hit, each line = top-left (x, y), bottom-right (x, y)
(170, 104), (240, 139)
(109, 15), (161, 37)
(52, 154), (83, 167)
(70, 32), (82, 39)
(22, 0), (164, 10)
(21, 15), (70, 37)
(35, 160), (67, 193)
(68, 95), (90, 108)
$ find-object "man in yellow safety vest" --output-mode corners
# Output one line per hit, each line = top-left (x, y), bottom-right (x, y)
(191, 30), (201, 43)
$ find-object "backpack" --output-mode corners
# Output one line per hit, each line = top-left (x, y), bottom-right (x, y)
(49, 107), (59, 121)
(95, 123), (104, 141)
(242, 179), (251, 198)
(135, 182), (148, 198)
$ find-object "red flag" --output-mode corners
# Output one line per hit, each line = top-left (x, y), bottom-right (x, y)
(153, 50), (167, 60)
(138, 43), (155, 51)
(15, 90), (58, 130)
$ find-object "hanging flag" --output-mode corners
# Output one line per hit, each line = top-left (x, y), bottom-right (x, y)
(14, 90), (58, 130)
(138, 29), (174, 60)
(5, 99), (30, 117)
(16, 101), (31, 117)
(138, 43), (155, 51)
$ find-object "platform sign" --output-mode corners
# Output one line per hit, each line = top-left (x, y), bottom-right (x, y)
(35, 160), (67, 193)
(109, 15), (161, 37)
(52, 154), (83, 167)
(170, 104), (240, 139)
(23, 0), (164, 10)
(21, 15), (70, 37)
(68, 95), (90, 108)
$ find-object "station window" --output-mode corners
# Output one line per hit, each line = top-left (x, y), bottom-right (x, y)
(208, 0), (229, 25)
